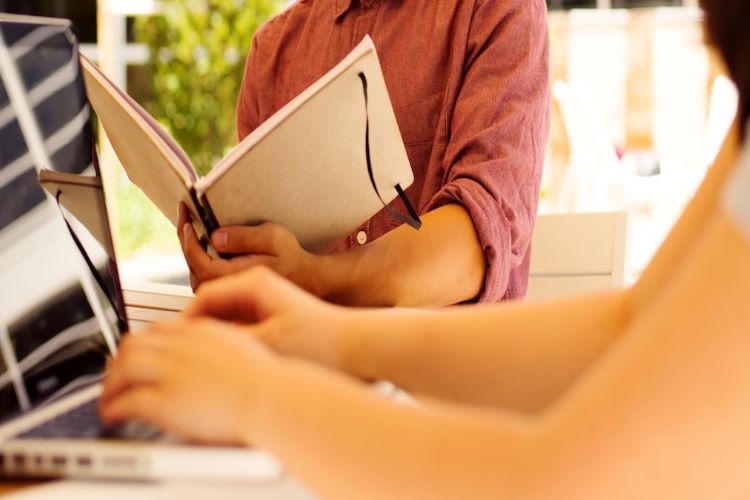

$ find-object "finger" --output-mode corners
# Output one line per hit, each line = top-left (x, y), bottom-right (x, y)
(183, 222), (216, 280)
(99, 387), (164, 426)
(178, 202), (191, 225)
(210, 223), (291, 255)
(177, 203), (191, 250)
(124, 319), (187, 341)
(183, 267), (280, 322)
(177, 319), (273, 363)
(175, 318), (241, 344)
(189, 271), (199, 292)
(102, 345), (166, 403)
(102, 324), (185, 397)
(193, 257), (274, 292)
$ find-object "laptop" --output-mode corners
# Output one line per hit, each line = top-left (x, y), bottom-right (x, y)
(0, 13), (280, 481)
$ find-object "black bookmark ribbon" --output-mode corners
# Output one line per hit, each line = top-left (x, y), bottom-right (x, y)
(357, 72), (422, 230)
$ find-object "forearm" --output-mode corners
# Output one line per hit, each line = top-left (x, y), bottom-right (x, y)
(252, 212), (750, 500)
(338, 290), (631, 413)
(319, 204), (486, 307)
(249, 356), (539, 500)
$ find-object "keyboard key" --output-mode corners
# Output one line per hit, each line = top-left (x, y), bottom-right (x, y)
(18, 399), (161, 441)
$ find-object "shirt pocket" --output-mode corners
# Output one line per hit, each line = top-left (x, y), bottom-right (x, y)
(393, 90), (445, 146)
(389, 92), (444, 229)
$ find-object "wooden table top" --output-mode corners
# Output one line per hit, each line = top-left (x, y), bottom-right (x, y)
(0, 480), (49, 495)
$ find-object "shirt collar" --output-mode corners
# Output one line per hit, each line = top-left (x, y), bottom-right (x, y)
(333, 0), (383, 21)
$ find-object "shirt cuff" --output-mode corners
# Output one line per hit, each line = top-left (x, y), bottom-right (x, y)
(424, 178), (517, 303)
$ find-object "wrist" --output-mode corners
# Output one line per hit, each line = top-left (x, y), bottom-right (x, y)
(292, 251), (334, 299)
(335, 308), (378, 380)
(238, 349), (283, 447)
(327, 306), (367, 375)
(314, 251), (356, 304)
(316, 245), (398, 307)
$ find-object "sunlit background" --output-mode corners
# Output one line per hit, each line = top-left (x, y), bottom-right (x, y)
(0, 0), (735, 289)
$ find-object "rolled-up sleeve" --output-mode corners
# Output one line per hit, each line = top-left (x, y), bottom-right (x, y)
(423, 0), (550, 302)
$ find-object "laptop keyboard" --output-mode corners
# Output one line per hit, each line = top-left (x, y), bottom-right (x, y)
(19, 399), (161, 441)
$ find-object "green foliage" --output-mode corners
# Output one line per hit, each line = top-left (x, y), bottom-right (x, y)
(134, 0), (280, 175)
(115, 0), (279, 259)
(116, 172), (180, 257)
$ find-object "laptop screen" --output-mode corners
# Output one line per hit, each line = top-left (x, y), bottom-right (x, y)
(0, 15), (127, 422)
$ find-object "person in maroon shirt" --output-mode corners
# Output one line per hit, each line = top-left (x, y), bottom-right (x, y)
(178, 0), (550, 306)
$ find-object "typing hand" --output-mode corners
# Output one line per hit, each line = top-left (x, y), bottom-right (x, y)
(177, 203), (324, 294)
(99, 318), (275, 446)
(183, 267), (351, 371)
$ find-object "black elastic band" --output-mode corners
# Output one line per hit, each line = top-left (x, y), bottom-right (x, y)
(357, 72), (422, 230)
(54, 190), (123, 323)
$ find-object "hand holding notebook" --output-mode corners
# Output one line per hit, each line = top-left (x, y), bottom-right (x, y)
(76, 36), (420, 255)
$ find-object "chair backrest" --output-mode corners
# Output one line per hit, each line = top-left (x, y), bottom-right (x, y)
(527, 211), (629, 301)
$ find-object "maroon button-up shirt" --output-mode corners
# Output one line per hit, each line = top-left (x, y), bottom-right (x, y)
(237, 0), (550, 302)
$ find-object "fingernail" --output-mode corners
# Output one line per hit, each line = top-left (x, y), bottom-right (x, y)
(213, 230), (228, 249)
(183, 223), (191, 240)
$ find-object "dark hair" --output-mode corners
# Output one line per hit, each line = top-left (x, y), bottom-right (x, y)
(701, 0), (750, 136)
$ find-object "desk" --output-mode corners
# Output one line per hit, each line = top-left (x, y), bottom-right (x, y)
(0, 482), (39, 495)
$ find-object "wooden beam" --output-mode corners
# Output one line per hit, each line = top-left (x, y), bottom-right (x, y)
(95, 0), (123, 252)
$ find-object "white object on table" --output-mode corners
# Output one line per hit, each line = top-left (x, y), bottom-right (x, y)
(4, 476), (315, 500)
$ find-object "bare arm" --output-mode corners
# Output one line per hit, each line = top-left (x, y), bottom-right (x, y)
(258, 211), (750, 500)
(332, 124), (744, 410)
(340, 291), (628, 413)
(180, 203), (486, 306)
(318, 204), (485, 306)
(178, 129), (741, 413)
(102, 210), (750, 500)
(180, 265), (629, 413)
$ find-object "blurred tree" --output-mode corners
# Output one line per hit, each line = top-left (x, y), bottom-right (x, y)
(134, 0), (280, 175)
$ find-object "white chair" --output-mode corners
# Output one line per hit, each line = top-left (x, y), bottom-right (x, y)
(527, 211), (629, 301)
(553, 80), (629, 213)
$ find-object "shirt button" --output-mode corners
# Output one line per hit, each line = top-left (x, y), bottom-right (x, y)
(356, 231), (368, 245)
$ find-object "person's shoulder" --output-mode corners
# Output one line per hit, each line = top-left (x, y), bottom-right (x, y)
(252, 0), (312, 48)
(473, 0), (546, 18)
(473, 0), (547, 34)
(474, 0), (545, 8)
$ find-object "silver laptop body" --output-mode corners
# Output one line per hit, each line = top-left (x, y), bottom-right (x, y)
(0, 13), (280, 482)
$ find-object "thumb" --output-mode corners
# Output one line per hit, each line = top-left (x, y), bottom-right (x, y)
(210, 223), (291, 255)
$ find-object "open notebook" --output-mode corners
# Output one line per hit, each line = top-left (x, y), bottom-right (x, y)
(77, 36), (420, 254)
